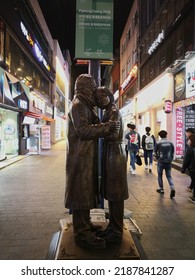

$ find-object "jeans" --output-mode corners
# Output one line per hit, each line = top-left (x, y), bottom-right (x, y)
(129, 147), (139, 170)
(143, 149), (153, 166)
(189, 171), (195, 197)
(157, 162), (174, 189)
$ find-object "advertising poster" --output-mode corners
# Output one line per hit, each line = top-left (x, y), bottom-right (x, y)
(186, 58), (195, 98)
(41, 125), (51, 149)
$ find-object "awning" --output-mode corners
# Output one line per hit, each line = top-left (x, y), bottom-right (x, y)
(42, 115), (55, 122)
(24, 112), (42, 119)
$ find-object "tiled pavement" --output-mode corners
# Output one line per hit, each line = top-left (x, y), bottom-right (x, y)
(0, 140), (194, 260)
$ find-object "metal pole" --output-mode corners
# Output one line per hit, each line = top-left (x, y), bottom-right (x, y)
(88, 60), (104, 208)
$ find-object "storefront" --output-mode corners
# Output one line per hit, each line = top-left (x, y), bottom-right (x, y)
(0, 2), (55, 154)
(0, 66), (29, 160)
(174, 58), (195, 158)
(135, 72), (173, 138)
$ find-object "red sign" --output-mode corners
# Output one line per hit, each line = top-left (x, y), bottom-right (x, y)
(176, 107), (184, 157)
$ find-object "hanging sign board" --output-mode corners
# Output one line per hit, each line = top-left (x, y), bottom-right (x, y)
(75, 0), (113, 60)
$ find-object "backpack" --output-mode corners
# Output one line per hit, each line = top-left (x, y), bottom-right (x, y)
(145, 134), (154, 150)
(130, 133), (138, 145)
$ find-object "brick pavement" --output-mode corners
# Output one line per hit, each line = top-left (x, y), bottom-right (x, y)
(0, 140), (194, 260)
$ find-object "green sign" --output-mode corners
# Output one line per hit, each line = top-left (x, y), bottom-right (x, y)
(75, 0), (113, 60)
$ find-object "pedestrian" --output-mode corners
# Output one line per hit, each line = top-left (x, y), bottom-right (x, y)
(64, 74), (119, 249)
(142, 126), (156, 172)
(124, 123), (131, 159)
(125, 124), (141, 174)
(94, 87), (129, 243)
(181, 134), (195, 203)
(154, 130), (175, 198)
(185, 128), (195, 192)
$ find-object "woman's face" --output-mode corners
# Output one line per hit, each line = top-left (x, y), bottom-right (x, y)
(95, 91), (110, 109)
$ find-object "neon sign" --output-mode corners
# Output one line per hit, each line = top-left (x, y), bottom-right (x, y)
(20, 22), (51, 72)
(120, 64), (138, 92)
(148, 30), (165, 55)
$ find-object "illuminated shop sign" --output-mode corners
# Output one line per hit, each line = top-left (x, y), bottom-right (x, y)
(120, 64), (138, 93)
(174, 96), (195, 108)
(18, 99), (28, 110)
(148, 30), (165, 55)
(186, 58), (195, 98)
(20, 22), (51, 72)
(175, 107), (184, 157)
(46, 105), (53, 115)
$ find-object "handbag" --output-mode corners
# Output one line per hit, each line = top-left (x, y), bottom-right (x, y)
(135, 154), (142, 166)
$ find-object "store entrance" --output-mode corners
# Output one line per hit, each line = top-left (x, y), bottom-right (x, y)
(0, 108), (19, 161)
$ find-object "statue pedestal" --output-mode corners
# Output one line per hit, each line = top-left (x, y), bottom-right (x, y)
(53, 222), (140, 260)
(47, 209), (141, 260)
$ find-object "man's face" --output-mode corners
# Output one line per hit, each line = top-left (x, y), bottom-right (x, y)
(186, 131), (191, 138)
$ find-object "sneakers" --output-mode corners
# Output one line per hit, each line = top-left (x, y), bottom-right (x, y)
(145, 165), (148, 170)
(156, 189), (164, 194)
(130, 166), (133, 172)
(131, 170), (136, 175)
(170, 189), (175, 199)
(186, 186), (192, 192)
(189, 196), (195, 204)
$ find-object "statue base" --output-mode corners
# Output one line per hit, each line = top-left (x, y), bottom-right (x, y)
(52, 222), (140, 260)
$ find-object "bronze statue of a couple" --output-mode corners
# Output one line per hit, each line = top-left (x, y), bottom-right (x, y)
(64, 74), (129, 249)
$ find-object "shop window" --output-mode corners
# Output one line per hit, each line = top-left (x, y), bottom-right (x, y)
(0, 19), (5, 63)
(184, 10), (194, 52)
(5, 31), (50, 96)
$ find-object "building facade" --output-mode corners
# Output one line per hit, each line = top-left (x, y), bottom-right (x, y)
(0, 0), (70, 161)
(119, 0), (139, 128)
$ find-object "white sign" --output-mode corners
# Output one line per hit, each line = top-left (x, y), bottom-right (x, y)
(148, 30), (165, 55)
(186, 58), (195, 98)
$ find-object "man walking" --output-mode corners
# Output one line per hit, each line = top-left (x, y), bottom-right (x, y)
(142, 126), (156, 172)
(125, 124), (140, 175)
(154, 130), (175, 199)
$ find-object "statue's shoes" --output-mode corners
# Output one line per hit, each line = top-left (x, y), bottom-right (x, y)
(97, 227), (122, 243)
(75, 233), (106, 249)
(90, 222), (103, 232)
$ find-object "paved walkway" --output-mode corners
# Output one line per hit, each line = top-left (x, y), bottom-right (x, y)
(0, 140), (194, 260)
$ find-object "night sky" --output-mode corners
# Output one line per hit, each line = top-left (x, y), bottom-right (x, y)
(37, 0), (133, 83)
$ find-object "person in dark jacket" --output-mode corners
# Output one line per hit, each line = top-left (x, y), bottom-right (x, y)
(64, 74), (119, 249)
(94, 87), (129, 243)
(185, 128), (195, 192)
(154, 130), (175, 198)
(125, 124), (141, 175)
(181, 134), (195, 204)
(142, 126), (156, 173)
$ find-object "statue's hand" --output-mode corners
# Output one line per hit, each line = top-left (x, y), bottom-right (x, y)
(109, 121), (120, 133)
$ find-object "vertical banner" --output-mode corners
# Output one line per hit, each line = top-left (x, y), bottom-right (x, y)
(75, 0), (113, 59)
(41, 125), (51, 149)
(175, 107), (184, 157)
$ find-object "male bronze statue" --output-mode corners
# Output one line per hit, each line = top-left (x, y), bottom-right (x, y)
(64, 74), (120, 249)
